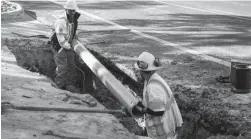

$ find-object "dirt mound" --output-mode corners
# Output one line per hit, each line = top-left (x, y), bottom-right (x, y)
(3, 37), (145, 135)
(171, 84), (251, 139)
(3, 37), (251, 139)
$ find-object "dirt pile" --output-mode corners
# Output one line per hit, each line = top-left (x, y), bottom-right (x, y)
(171, 84), (251, 139)
(3, 37), (145, 135)
(3, 38), (251, 139)
(2, 38), (56, 78)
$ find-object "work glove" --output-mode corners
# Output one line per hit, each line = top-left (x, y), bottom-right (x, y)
(132, 102), (165, 117)
(62, 42), (71, 50)
(121, 106), (131, 117)
(132, 102), (147, 117)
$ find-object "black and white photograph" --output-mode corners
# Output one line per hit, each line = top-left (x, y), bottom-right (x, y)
(1, 0), (251, 139)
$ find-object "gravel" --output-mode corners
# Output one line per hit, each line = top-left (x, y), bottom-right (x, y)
(1, 0), (17, 13)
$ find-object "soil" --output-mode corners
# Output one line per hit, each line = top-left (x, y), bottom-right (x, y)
(2, 37), (145, 136)
(2, 37), (251, 139)
(82, 31), (251, 139)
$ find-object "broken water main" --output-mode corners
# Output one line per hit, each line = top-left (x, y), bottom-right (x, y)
(2, 38), (251, 139)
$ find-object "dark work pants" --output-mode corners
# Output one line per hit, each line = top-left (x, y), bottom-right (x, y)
(54, 48), (77, 89)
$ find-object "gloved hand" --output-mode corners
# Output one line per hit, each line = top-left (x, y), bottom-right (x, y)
(62, 42), (71, 50)
(121, 106), (131, 117)
(132, 102), (147, 117)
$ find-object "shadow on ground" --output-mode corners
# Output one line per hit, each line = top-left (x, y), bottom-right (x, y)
(109, 13), (251, 61)
(77, 1), (161, 10)
(13, 1), (63, 10)
(114, 13), (251, 45)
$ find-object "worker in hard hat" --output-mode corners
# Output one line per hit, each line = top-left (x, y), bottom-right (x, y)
(50, 0), (81, 93)
(131, 52), (183, 139)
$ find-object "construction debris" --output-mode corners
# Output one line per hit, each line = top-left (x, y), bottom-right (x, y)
(63, 92), (97, 107)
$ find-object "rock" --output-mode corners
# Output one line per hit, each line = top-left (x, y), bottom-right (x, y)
(202, 88), (213, 98)
(224, 94), (251, 105)
(185, 56), (194, 63)
(171, 60), (178, 65)
(209, 87), (218, 94)
(191, 71), (201, 77)
(228, 110), (241, 117)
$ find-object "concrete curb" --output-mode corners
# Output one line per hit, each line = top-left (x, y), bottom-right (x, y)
(1, 2), (24, 21)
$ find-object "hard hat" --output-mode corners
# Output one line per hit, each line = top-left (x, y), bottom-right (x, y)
(135, 52), (162, 71)
(64, 0), (79, 11)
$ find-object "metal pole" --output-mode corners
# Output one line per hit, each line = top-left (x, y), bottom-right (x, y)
(2, 102), (123, 114)
(71, 39), (139, 114)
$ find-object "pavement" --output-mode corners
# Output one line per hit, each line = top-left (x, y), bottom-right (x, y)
(61, 0), (251, 63)
(1, 1), (149, 139)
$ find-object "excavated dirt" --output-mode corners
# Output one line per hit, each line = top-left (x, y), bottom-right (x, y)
(2, 37), (144, 135)
(2, 37), (251, 139)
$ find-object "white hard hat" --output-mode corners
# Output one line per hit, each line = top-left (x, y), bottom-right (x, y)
(64, 0), (79, 10)
(135, 52), (162, 71)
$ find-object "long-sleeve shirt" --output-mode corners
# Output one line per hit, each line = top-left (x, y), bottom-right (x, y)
(54, 13), (78, 49)
(143, 73), (183, 139)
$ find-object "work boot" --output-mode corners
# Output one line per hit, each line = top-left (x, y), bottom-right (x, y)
(65, 85), (81, 94)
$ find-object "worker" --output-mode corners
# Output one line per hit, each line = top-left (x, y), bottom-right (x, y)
(131, 52), (183, 139)
(50, 0), (81, 93)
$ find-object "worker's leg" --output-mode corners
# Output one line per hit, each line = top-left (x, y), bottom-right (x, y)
(85, 66), (95, 92)
(54, 49), (68, 89)
(65, 50), (81, 93)
(76, 56), (95, 93)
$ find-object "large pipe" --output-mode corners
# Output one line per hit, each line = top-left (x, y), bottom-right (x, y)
(72, 39), (139, 113)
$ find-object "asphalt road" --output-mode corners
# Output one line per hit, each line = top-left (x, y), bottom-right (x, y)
(15, 0), (251, 63)
(65, 0), (251, 62)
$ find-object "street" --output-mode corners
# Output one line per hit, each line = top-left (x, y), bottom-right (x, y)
(53, 0), (251, 63)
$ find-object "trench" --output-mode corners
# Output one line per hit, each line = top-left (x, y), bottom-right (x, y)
(3, 38), (251, 139)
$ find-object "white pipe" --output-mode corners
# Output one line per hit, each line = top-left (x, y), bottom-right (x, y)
(72, 39), (139, 113)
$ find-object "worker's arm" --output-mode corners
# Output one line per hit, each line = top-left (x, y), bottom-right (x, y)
(74, 12), (81, 40)
(146, 83), (166, 112)
(55, 20), (71, 49)
(132, 102), (164, 117)
(132, 83), (166, 117)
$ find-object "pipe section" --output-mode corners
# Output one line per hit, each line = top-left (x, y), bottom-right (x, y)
(72, 39), (139, 113)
